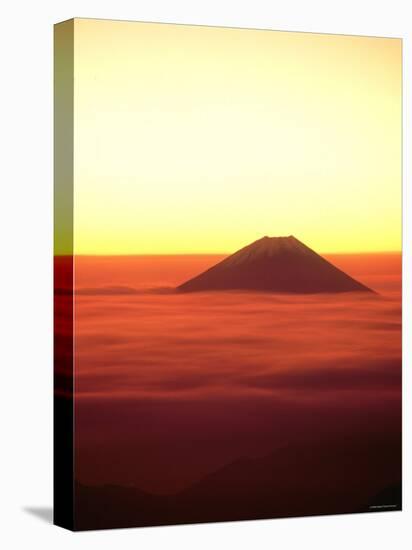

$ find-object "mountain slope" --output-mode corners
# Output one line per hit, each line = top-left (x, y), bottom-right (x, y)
(75, 430), (400, 529)
(177, 236), (374, 294)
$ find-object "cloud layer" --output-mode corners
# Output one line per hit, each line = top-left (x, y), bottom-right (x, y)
(54, 255), (402, 494)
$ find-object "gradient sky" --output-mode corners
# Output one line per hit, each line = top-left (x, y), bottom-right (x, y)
(70, 19), (401, 255)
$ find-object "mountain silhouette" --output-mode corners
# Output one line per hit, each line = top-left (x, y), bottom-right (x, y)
(177, 236), (374, 294)
(74, 430), (400, 529)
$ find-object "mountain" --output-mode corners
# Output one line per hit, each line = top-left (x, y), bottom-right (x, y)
(75, 430), (400, 529)
(177, 236), (374, 294)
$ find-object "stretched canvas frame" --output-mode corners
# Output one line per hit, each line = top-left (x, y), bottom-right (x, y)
(54, 18), (402, 531)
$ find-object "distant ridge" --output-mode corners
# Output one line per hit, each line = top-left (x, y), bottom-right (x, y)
(177, 236), (374, 294)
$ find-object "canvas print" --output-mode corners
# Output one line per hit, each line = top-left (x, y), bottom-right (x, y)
(54, 19), (402, 530)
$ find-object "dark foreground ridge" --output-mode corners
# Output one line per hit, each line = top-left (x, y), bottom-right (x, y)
(74, 430), (400, 530)
(177, 236), (374, 294)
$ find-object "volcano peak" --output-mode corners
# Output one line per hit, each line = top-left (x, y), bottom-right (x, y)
(177, 236), (374, 294)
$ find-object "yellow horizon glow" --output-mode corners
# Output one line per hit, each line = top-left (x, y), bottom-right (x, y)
(72, 19), (401, 255)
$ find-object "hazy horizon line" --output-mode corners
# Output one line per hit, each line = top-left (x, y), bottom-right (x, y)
(54, 250), (402, 257)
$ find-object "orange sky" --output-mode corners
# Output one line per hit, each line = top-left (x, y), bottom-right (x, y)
(59, 19), (402, 255)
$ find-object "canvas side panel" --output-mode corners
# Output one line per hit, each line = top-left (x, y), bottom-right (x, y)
(53, 19), (74, 531)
